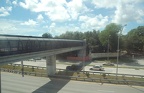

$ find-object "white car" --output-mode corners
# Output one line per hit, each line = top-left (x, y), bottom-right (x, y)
(89, 65), (104, 71)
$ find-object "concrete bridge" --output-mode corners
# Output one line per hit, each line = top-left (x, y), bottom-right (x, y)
(91, 53), (118, 59)
(90, 52), (125, 59)
(0, 35), (86, 76)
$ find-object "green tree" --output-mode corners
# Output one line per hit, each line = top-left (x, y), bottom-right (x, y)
(55, 30), (102, 53)
(83, 30), (102, 52)
(42, 33), (53, 38)
(99, 23), (122, 52)
(57, 31), (84, 40)
(126, 26), (144, 53)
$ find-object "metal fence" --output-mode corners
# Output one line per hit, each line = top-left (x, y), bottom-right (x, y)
(55, 68), (144, 86)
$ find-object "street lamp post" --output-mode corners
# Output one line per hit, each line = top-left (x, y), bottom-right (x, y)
(83, 39), (86, 71)
(116, 24), (127, 79)
(107, 35), (111, 60)
(0, 68), (1, 93)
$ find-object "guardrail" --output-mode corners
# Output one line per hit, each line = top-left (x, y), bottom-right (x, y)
(55, 68), (144, 86)
(8, 63), (46, 69)
(1, 68), (144, 86)
(56, 68), (144, 78)
(1, 68), (47, 77)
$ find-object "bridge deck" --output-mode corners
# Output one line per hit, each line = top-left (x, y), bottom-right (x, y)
(0, 35), (86, 64)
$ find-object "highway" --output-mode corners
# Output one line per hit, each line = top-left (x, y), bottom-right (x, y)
(13, 59), (144, 75)
(1, 72), (144, 93)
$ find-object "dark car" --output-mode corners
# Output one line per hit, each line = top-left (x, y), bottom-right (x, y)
(66, 64), (83, 71)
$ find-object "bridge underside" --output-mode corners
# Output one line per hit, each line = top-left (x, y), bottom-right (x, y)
(0, 46), (83, 65)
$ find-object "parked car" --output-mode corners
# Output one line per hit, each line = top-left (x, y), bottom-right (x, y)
(66, 64), (83, 71)
(89, 65), (104, 71)
(103, 62), (114, 66)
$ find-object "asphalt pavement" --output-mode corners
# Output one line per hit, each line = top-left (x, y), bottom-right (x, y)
(1, 72), (144, 93)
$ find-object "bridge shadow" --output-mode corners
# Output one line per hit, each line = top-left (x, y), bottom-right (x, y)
(32, 77), (70, 93)
(32, 60), (91, 93)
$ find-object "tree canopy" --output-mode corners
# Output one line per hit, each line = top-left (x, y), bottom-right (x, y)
(126, 26), (144, 53)
(99, 23), (122, 52)
(55, 31), (84, 40)
(41, 23), (144, 53)
(42, 33), (53, 38)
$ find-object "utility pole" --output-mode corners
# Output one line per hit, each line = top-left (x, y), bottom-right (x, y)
(107, 35), (111, 60)
(116, 24), (127, 79)
(0, 68), (1, 93)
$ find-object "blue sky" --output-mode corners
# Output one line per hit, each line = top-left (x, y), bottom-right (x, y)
(0, 0), (144, 36)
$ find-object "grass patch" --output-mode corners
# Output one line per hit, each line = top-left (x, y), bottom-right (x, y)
(55, 70), (144, 82)
(109, 57), (136, 63)
(0, 64), (46, 73)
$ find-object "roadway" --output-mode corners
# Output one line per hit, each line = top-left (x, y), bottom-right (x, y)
(1, 72), (144, 93)
(13, 59), (144, 75)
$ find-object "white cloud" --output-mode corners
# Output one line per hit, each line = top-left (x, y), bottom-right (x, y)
(12, 0), (18, 5)
(0, 22), (17, 34)
(19, 0), (89, 22)
(0, 19), (21, 35)
(80, 0), (144, 25)
(49, 22), (56, 33)
(6, 0), (11, 4)
(46, 23), (81, 36)
(0, 7), (12, 17)
(43, 25), (49, 29)
(19, 0), (39, 10)
(45, 5), (70, 22)
(92, 0), (117, 8)
(79, 14), (109, 30)
(91, 0), (144, 24)
(19, 0), (70, 22)
(21, 19), (37, 26)
(67, 0), (88, 20)
(37, 14), (44, 22)
(0, 19), (43, 36)
(112, 0), (144, 24)
(1, 0), (143, 36)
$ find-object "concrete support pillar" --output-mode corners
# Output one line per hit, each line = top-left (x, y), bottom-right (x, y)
(46, 55), (56, 76)
(78, 49), (86, 71)
(78, 49), (86, 57)
(78, 39), (86, 57)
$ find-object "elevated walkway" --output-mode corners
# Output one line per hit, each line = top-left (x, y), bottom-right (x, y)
(0, 35), (86, 65)
(0, 46), (83, 65)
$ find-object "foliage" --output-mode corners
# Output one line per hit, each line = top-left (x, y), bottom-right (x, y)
(42, 33), (53, 38)
(56, 31), (84, 40)
(83, 30), (103, 52)
(55, 30), (103, 52)
(41, 23), (144, 54)
(99, 23), (122, 52)
(126, 26), (144, 53)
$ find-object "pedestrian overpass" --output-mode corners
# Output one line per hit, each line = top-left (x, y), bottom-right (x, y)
(0, 35), (86, 75)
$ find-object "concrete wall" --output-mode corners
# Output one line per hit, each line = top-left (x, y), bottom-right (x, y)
(91, 53), (118, 58)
